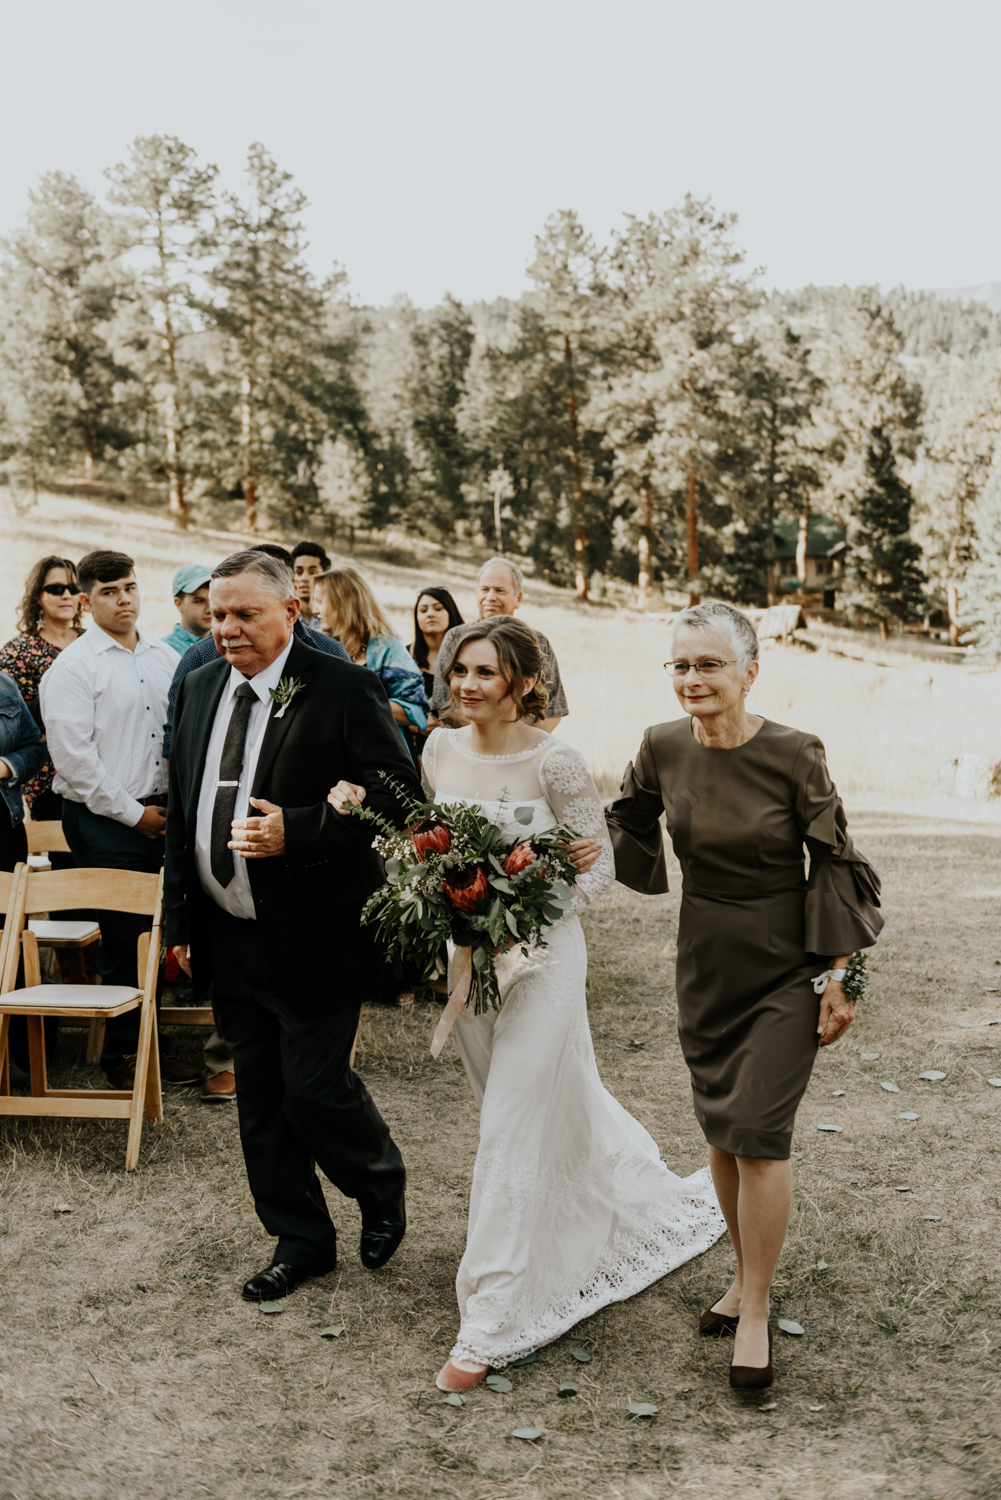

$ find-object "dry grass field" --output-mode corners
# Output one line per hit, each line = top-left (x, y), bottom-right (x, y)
(1, 491), (1000, 1500)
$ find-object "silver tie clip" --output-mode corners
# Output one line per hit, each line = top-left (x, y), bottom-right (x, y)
(216, 780), (240, 788)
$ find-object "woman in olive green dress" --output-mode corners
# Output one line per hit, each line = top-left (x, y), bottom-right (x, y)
(607, 601), (882, 1389)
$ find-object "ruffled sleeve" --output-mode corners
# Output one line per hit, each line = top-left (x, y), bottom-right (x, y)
(538, 742), (615, 912)
(794, 736), (884, 955)
(604, 729), (670, 895)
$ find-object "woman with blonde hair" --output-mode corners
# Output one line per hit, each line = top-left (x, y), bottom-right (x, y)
(312, 567), (428, 752)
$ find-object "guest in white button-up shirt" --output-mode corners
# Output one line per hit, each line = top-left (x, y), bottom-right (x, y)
(38, 550), (200, 1088)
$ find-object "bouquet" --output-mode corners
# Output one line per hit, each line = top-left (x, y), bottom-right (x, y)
(347, 776), (580, 1054)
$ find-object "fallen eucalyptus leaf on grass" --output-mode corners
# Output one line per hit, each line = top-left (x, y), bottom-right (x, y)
(511, 1427), (542, 1441)
(628, 1401), (659, 1417)
(809, 1404), (825, 1412)
(919, 1070), (946, 1081)
(259, 1301), (283, 1315)
(959, 1022), (973, 1028)
(817, 1123), (843, 1133)
(53, 1202), (73, 1214)
(319, 1325), (344, 1338)
(860, 1053), (880, 1061)
(815, 1260), (828, 1271)
(442, 1393), (466, 1407)
(778, 1319), (804, 1336)
(880, 1082), (900, 1093)
(899, 1112), (919, 1120)
(759, 1402), (778, 1412)
(571, 1347), (592, 1363)
(557, 1382), (578, 1398)
(922, 1214), (942, 1222)
(831, 1089), (846, 1097)
(894, 1185), (911, 1192)
(510, 1352), (538, 1367)
(987, 1078), (1001, 1088)
(485, 1375), (513, 1393)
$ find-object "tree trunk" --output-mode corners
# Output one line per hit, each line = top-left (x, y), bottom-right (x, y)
(947, 582), (960, 648)
(83, 442), (96, 483)
(796, 498), (809, 587)
(241, 373), (257, 534)
(637, 478), (653, 609)
(879, 618), (889, 642)
(685, 462), (699, 606)
(564, 335), (588, 600)
(493, 485), (503, 554)
(162, 314), (186, 524)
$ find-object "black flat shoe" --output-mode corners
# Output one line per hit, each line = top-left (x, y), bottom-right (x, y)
(700, 1306), (739, 1336)
(729, 1327), (773, 1390)
(359, 1192), (406, 1270)
(242, 1258), (335, 1301)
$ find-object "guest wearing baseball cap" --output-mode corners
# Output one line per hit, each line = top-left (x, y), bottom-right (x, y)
(163, 565), (213, 656)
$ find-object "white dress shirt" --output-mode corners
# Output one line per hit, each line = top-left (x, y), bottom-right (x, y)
(195, 637), (295, 921)
(39, 624), (176, 827)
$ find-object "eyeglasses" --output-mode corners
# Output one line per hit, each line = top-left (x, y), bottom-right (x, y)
(40, 583), (81, 597)
(664, 658), (736, 678)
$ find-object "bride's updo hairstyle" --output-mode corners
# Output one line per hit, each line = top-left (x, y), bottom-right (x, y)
(442, 616), (550, 724)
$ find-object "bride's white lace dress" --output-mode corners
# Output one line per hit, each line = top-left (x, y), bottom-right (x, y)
(422, 728), (725, 1368)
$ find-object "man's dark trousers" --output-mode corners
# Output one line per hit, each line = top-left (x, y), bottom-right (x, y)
(61, 801), (163, 1073)
(208, 904), (405, 1266)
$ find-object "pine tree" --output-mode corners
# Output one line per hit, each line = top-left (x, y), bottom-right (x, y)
(841, 428), (926, 637)
(961, 465), (1001, 660)
(106, 135), (218, 522)
(0, 172), (136, 492)
(409, 294), (474, 534)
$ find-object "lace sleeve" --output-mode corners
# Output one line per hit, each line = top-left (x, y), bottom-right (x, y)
(421, 727), (440, 799)
(538, 742), (615, 912)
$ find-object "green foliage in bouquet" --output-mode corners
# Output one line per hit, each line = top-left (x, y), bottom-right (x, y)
(345, 775), (580, 1014)
(842, 951), (868, 1007)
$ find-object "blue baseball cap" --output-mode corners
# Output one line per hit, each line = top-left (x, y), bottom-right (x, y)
(172, 564), (213, 598)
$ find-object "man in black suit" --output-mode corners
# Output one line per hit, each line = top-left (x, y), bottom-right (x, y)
(165, 550), (422, 1301)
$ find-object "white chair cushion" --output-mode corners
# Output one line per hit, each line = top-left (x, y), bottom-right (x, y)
(0, 984), (141, 1009)
(29, 920), (100, 942)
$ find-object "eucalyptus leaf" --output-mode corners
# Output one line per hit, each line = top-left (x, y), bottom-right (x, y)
(504, 908), (521, 938)
(894, 1185), (911, 1192)
(988, 1078), (1001, 1088)
(319, 1325), (344, 1338)
(571, 1347), (592, 1363)
(557, 1382), (578, 1398)
(918, 1070), (946, 1081)
(511, 1427), (542, 1441)
(831, 1089), (846, 1096)
(485, 1375), (513, 1392)
(817, 1123), (843, 1133)
(899, 1112), (919, 1120)
(443, 1393), (466, 1407)
(628, 1401), (659, 1417)
(472, 947), (489, 972)
(510, 1352), (538, 1367)
(385, 858), (401, 878)
(860, 1052), (880, 1060)
(815, 1260), (828, 1271)
(489, 877), (516, 894)
(514, 807), (535, 825)
(259, 1301), (284, 1315)
(921, 1214), (942, 1221)
(880, 1081), (900, 1093)
(778, 1319), (804, 1336)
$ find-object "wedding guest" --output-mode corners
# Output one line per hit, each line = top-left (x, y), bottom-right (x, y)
(291, 540), (330, 628)
(162, 545), (350, 760)
(0, 670), (47, 1081)
(40, 550), (201, 1092)
(607, 599), (882, 1390)
(409, 586), (464, 712)
(428, 558), (567, 731)
(162, 564), (212, 655)
(313, 568), (428, 751)
(165, 550), (421, 1299)
(0, 556), (85, 822)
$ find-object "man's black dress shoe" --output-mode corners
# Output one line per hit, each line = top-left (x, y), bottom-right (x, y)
(241, 1258), (335, 1301)
(359, 1193), (406, 1270)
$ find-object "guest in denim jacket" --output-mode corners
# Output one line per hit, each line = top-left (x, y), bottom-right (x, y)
(0, 671), (45, 867)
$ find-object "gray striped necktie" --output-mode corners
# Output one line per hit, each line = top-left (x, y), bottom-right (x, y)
(210, 682), (258, 888)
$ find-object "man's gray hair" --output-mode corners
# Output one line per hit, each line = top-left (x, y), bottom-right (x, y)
(477, 556), (524, 592)
(211, 550), (295, 603)
(669, 599), (759, 671)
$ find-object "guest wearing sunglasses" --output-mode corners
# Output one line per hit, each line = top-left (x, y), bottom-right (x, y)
(0, 556), (85, 822)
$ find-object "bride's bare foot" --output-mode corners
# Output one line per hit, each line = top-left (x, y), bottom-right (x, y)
(436, 1357), (489, 1392)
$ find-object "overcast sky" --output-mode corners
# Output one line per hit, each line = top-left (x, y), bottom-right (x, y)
(3, 0), (998, 309)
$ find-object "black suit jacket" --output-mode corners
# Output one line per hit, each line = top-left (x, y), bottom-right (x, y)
(164, 635), (424, 1009)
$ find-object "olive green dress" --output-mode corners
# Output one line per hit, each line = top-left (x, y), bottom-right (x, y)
(607, 718), (883, 1160)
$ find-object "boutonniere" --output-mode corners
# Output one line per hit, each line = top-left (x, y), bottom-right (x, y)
(268, 675), (305, 720)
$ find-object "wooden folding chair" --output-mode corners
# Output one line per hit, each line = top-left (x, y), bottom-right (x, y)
(24, 818), (104, 1057)
(0, 866), (164, 1171)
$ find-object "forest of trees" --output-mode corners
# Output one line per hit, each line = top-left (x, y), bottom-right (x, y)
(2, 136), (1000, 644)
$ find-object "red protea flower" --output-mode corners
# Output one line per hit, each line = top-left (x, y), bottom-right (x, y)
(412, 817), (451, 862)
(443, 863), (490, 912)
(503, 842), (540, 877)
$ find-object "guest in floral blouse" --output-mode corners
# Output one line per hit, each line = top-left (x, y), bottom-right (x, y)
(0, 556), (84, 819)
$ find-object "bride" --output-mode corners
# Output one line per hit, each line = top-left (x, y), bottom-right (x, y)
(330, 616), (724, 1390)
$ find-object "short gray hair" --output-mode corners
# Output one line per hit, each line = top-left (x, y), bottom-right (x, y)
(477, 556), (524, 592)
(211, 550), (295, 603)
(669, 599), (759, 672)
